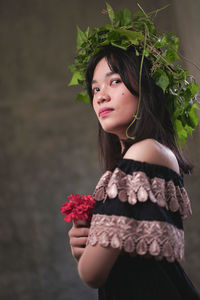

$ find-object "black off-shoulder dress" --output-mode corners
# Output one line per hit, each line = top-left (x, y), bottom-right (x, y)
(87, 159), (200, 300)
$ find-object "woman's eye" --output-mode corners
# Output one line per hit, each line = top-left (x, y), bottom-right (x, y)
(111, 79), (121, 85)
(92, 87), (100, 94)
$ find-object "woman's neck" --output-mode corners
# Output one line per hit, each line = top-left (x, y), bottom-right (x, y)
(120, 139), (125, 154)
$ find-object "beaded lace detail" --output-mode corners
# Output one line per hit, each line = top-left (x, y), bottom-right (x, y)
(87, 214), (184, 262)
(93, 168), (192, 219)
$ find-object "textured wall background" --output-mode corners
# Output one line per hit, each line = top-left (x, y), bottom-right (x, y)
(0, 0), (199, 299)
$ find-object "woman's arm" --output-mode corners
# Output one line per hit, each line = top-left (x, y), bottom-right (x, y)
(69, 220), (121, 288)
(78, 243), (121, 289)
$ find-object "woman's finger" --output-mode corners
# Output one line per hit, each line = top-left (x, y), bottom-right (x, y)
(73, 219), (90, 228)
(70, 237), (88, 248)
(68, 227), (89, 238)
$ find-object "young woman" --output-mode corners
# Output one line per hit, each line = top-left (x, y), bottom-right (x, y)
(68, 5), (200, 299)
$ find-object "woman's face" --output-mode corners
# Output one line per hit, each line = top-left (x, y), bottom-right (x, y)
(92, 57), (138, 139)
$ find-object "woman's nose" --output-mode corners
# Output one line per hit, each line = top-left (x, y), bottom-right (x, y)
(97, 90), (111, 104)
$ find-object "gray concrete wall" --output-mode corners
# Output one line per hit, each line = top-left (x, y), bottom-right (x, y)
(0, 1), (199, 299)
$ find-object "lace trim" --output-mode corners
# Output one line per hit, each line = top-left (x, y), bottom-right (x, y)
(87, 214), (184, 262)
(93, 168), (192, 220)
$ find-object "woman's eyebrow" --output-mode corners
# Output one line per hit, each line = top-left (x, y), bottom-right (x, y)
(92, 71), (117, 84)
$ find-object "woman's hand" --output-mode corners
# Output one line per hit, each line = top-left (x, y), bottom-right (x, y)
(68, 220), (90, 263)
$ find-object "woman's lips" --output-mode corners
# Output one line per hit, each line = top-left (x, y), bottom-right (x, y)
(99, 107), (114, 117)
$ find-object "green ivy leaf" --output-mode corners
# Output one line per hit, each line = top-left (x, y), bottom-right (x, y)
(163, 49), (179, 64)
(153, 69), (170, 92)
(108, 30), (120, 41)
(172, 106), (184, 120)
(185, 124), (194, 136)
(181, 82), (199, 107)
(75, 91), (90, 103)
(85, 27), (92, 38)
(188, 82), (199, 98)
(173, 69), (188, 82)
(115, 28), (144, 45)
(182, 89), (193, 106)
(68, 64), (76, 73)
(68, 71), (84, 86)
(76, 26), (87, 49)
(106, 2), (115, 24)
(154, 36), (167, 49)
(103, 24), (113, 31)
(174, 119), (187, 147)
(166, 33), (179, 50)
(115, 10), (123, 25)
(123, 8), (131, 25)
(135, 49), (140, 56)
(144, 49), (149, 57)
(188, 103), (199, 128)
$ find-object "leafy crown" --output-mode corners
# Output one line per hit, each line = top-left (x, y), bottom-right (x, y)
(69, 2), (199, 147)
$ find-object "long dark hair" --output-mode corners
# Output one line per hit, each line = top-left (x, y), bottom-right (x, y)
(86, 45), (192, 174)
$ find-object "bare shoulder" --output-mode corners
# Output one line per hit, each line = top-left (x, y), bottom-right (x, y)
(123, 139), (180, 174)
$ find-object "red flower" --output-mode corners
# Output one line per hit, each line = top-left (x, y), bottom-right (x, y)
(60, 193), (96, 223)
